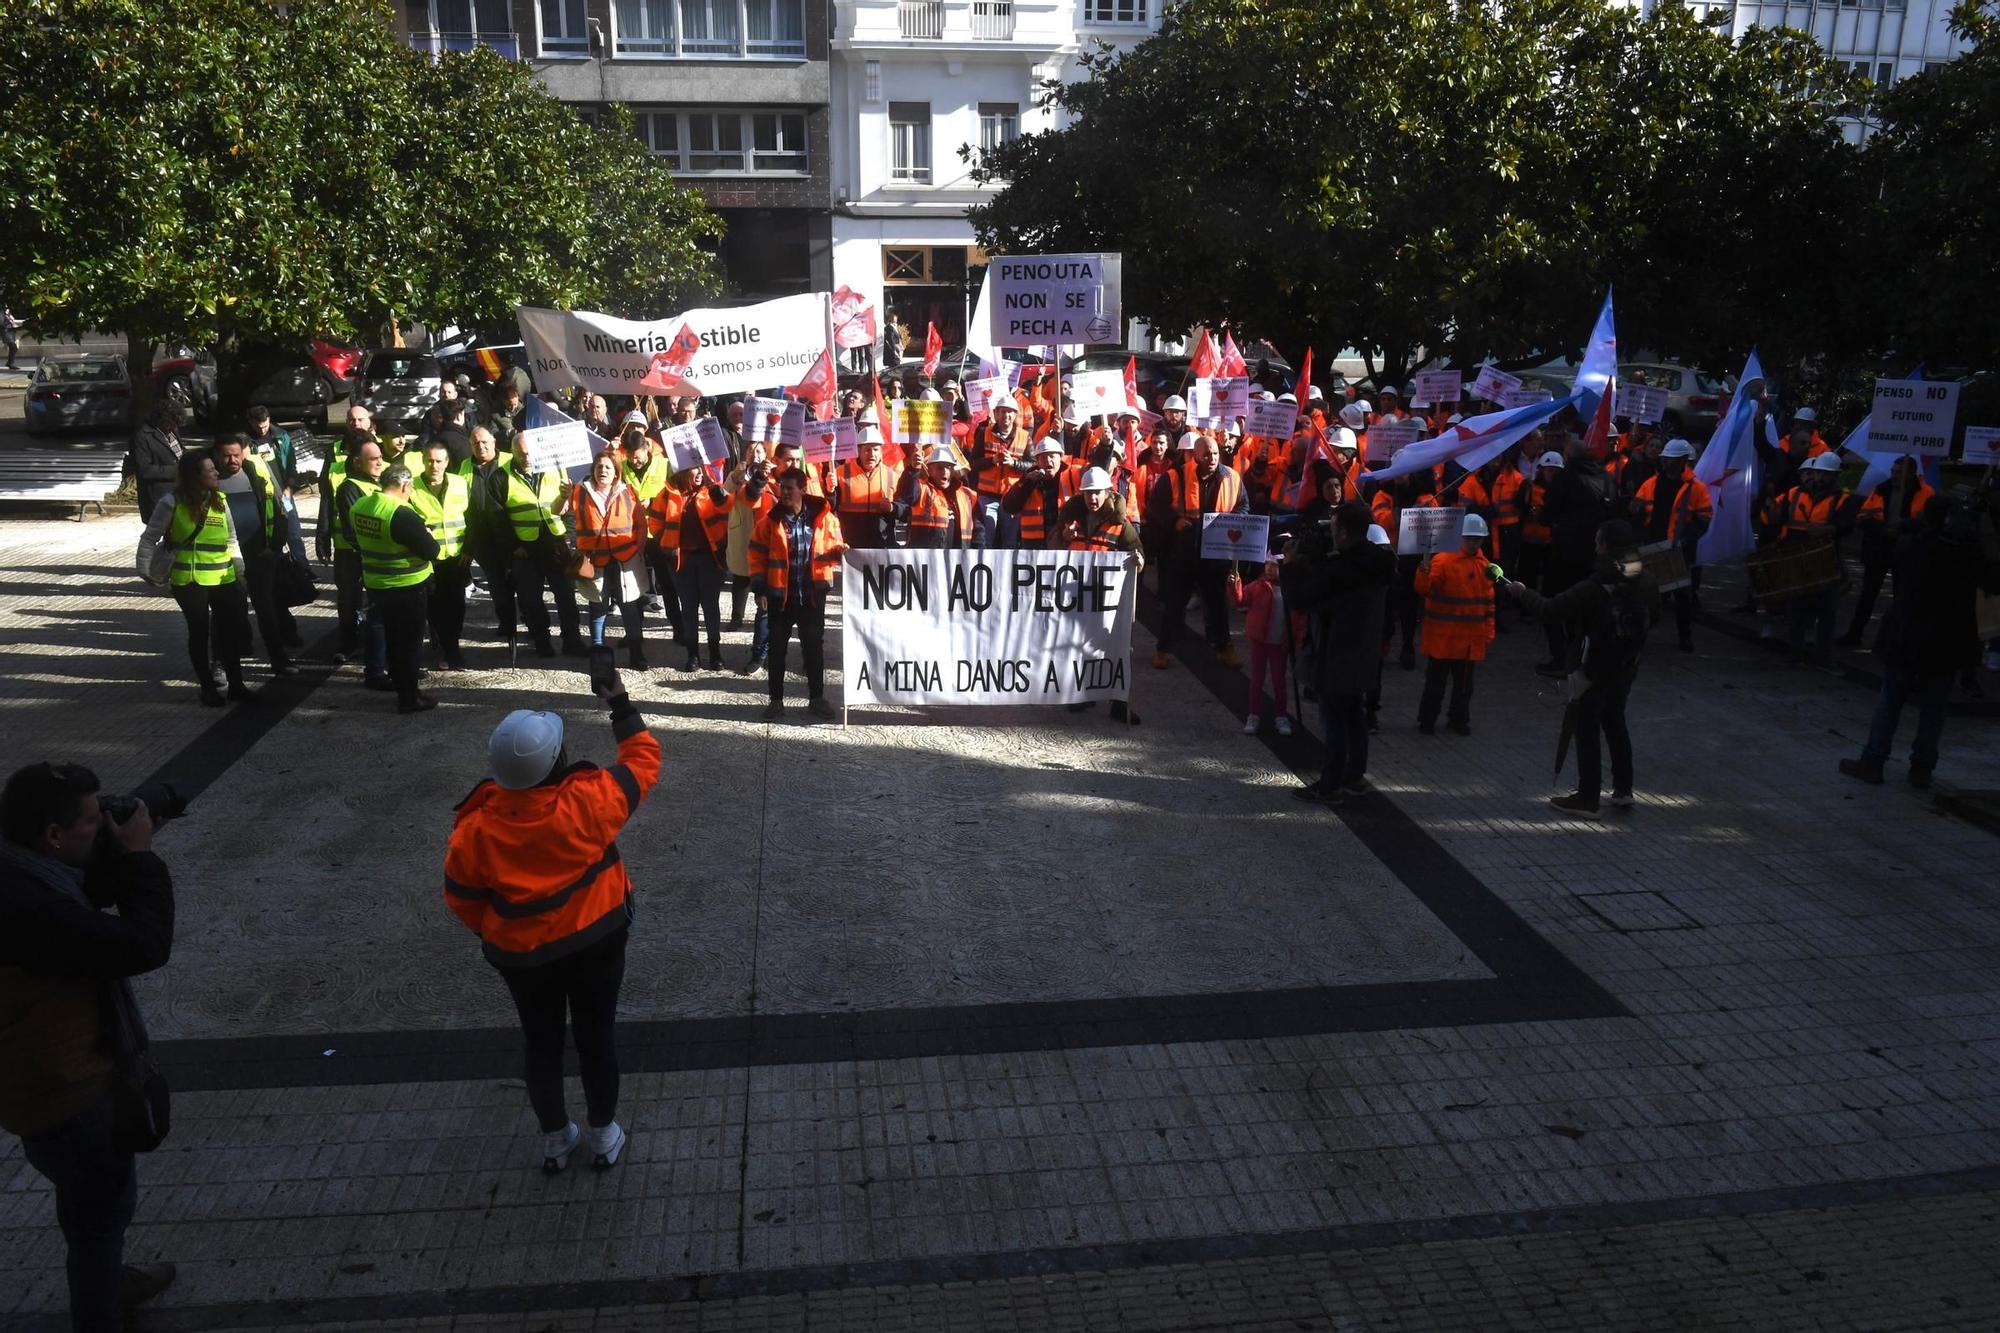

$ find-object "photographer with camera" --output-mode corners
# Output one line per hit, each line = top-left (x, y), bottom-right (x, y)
(1, 764), (179, 1330)
(444, 667), (660, 1174)
(1282, 501), (1394, 805)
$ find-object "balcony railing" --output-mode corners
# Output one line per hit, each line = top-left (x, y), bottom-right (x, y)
(969, 0), (1013, 38)
(410, 29), (522, 59)
(898, 0), (943, 38)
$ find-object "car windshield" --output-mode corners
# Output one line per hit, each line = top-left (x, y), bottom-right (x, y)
(367, 354), (440, 381)
(45, 361), (123, 382)
(1695, 370), (1733, 394)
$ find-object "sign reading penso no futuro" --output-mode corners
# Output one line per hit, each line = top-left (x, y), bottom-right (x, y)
(988, 254), (1123, 349)
(842, 549), (1136, 706)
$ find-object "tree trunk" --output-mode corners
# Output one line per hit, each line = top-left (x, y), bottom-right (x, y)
(211, 330), (255, 433)
(127, 332), (157, 427)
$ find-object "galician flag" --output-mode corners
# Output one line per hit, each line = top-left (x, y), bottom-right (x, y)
(1693, 349), (1768, 567)
(1572, 287), (1617, 425)
(1366, 394), (1579, 482)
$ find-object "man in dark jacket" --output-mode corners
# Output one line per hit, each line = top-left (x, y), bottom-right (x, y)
(1840, 495), (2000, 789)
(1283, 501), (1394, 805)
(127, 405), (183, 517)
(0, 763), (177, 1330)
(1509, 519), (1661, 819)
(1538, 443), (1610, 672)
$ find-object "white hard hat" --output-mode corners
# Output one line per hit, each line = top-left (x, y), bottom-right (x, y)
(1379, 384), (1402, 399)
(856, 408), (878, 425)
(488, 710), (564, 790)
(1662, 438), (1696, 459)
(1792, 406), (1817, 423)
(1538, 451), (1566, 469)
(1338, 403), (1368, 430)
(1307, 385), (1325, 401)
(990, 396), (1018, 414)
(1446, 413), (1463, 426)
(1114, 403), (1139, 418)
(1805, 452), (1841, 472)
(1279, 392), (1296, 404)
(943, 379), (962, 391)
(1366, 523), (1392, 547)
(1034, 435), (1065, 456)
(858, 424), (885, 446)
(1079, 466), (1113, 492)
(620, 409), (647, 428)
(921, 389), (944, 402)
(1178, 430), (1204, 451)
(1462, 512), (1490, 539)
(924, 444), (957, 465)
(1162, 394), (1189, 412)
(1330, 426), (1358, 452)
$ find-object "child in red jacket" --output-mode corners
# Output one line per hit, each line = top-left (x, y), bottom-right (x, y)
(1228, 554), (1299, 736)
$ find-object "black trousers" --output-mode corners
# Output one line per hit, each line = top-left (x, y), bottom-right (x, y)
(676, 550), (727, 654)
(1541, 554), (1586, 662)
(1575, 677), (1634, 804)
(426, 560), (469, 661)
(1383, 555), (1422, 654)
(1159, 558), (1229, 652)
(476, 546), (515, 636)
(371, 582), (428, 705)
(170, 579), (251, 685)
(1846, 550), (1891, 638)
(1318, 691), (1368, 789)
(496, 927), (628, 1134)
(513, 549), (580, 646)
(645, 549), (684, 642)
(1418, 657), (1476, 727)
(768, 597), (827, 703)
(333, 549), (365, 653)
(242, 549), (295, 666)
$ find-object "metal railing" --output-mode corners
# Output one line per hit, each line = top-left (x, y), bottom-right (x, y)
(409, 30), (522, 59)
(898, 0), (944, 38)
(969, 0), (1013, 38)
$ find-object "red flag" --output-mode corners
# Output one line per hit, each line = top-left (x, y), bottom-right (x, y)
(637, 322), (701, 395)
(922, 322), (943, 378)
(1188, 328), (1220, 379)
(1294, 347), (1314, 421)
(831, 285), (878, 351)
(1219, 332), (1247, 379)
(788, 348), (837, 420)
(1581, 376), (1616, 459)
(869, 372), (904, 468)
(1122, 356), (1140, 410)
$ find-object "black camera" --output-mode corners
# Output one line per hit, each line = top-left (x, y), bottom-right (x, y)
(99, 781), (190, 825)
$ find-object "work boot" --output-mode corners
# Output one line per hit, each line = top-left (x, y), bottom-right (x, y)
(1548, 793), (1600, 819)
(708, 649), (725, 671)
(808, 697), (838, 722)
(1839, 757), (1884, 785)
(683, 650), (700, 672)
(120, 1262), (177, 1311)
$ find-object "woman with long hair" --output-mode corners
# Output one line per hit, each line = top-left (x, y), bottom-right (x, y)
(135, 451), (256, 706)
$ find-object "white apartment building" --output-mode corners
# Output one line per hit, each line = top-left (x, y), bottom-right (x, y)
(828, 0), (1164, 354)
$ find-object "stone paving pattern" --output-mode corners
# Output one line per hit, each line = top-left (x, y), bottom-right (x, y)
(1, 511), (1998, 1330)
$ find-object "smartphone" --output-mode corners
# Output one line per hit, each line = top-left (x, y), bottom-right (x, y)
(586, 645), (618, 695)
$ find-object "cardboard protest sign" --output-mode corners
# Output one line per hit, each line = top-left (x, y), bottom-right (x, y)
(661, 417), (730, 474)
(1396, 506), (1467, 556)
(1190, 376), (1249, 429)
(843, 548), (1136, 705)
(1366, 420), (1426, 459)
(518, 293), (828, 398)
(1067, 369), (1128, 418)
(1870, 378), (1962, 456)
(801, 415), (856, 465)
(741, 395), (801, 447)
(987, 254), (1124, 348)
(1199, 512), (1271, 562)
(966, 374), (1013, 421)
(518, 420), (592, 475)
(1963, 425), (2000, 465)
(1612, 384), (1668, 425)
(1470, 365), (1521, 402)
(1244, 398), (1299, 440)
(1411, 371), (1463, 409)
(1499, 387), (1554, 409)
(893, 399), (949, 447)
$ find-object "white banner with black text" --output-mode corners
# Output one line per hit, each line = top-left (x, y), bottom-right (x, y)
(842, 549), (1136, 706)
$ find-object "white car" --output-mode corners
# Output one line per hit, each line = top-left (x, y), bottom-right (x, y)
(354, 348), (442, 430)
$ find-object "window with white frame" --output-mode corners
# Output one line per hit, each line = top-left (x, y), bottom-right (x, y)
(746, 0), (806, 56)
(978, 102), (1019, 157)
(890, 102), (931, 183)
(679, 0), (741, 55)
(615, 0), (674, 54)
(1083, 0), (1146, 23)
(614, 0), (804, 57)
(539, 0), (589, 54)
(424, 0), (517, 55)
(640, 109), (809, 175)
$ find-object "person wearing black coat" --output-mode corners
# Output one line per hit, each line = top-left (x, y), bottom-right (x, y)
(127, 405), (184, 518)
(1840, 496), (2000, 789)
(1282, 500), (1394, 806)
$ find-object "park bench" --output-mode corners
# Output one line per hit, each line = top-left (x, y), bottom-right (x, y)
(0, 452), (126, 520)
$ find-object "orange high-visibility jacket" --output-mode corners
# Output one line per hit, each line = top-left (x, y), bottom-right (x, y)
(647, 484), (734, 567)
(905, 477), (977, 548)
(569, 482), (643, 566)
(836, 459), (902, 517)
(1857, 479), (1933, 529)
(1414, 550), (1496, 661)
(1631, 474), (1714, 542)
(748, 494), (845, 598)
(1171, 462), (1243, 529)
(444, 727), (662, 968)
(1006, 464), (1081, 545)
(971, 421), (1030, 498)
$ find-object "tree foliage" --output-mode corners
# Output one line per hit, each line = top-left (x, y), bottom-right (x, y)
(0, 0), (720, 399)
(969, 0), (1865, 386)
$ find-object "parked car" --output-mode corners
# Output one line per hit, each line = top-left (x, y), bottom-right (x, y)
(353, 347), (442, 428)
(151, 344), (217, 421)
(24, 354), (132, 435)
(1618, 362), (1734, 440)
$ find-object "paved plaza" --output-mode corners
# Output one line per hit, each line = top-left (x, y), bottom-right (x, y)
(2, 502), (1999, 1331)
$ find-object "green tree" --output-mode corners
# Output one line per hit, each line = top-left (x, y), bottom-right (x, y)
(969, 0), (1863, 391)
(0, 0), (719, 419)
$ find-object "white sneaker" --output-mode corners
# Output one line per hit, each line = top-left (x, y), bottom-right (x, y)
(541, 1121), (579, 1174)
(1609, 790), (1635, 811)
(589, 1121), (626, 1171)
(1242, 715), (1259, 735)
(1275, 716), (1294, 737)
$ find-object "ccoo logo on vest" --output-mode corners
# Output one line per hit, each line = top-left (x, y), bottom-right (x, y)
(516, 293), (832, 398)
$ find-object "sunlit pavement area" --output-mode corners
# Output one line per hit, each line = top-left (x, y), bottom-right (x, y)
(2, 498), (1998, 1331)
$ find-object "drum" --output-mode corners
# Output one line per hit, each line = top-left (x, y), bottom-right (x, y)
(1636, 540), (1690, 593)
(1745, 537), (1840, 608)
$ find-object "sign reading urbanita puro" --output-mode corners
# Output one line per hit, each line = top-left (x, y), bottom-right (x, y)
(988, 253), (1123, 348)
(1870, 377), (1962, 456)
(842, 548), (1135, 706)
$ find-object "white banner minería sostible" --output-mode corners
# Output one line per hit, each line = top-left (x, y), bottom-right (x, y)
(842, 548), (1136, 706)
(517, 294), (829, 397)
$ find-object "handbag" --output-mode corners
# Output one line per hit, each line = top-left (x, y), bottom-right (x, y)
(106, 982), (171, 1152)
(274, 553), (317, 608)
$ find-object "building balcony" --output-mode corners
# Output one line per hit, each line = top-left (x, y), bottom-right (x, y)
(410, 29), (522, 59)
(969, 0), (1013, 38)
(846, 0), (1067, 49)
(899, 0), (943, 37)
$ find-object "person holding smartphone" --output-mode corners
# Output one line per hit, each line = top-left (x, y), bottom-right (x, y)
(443, 667), (660, 1173)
